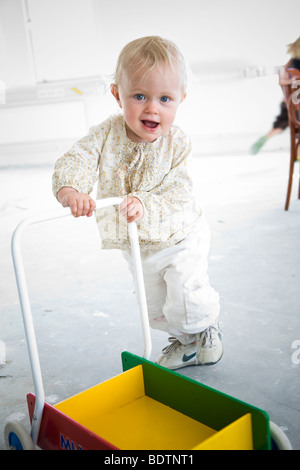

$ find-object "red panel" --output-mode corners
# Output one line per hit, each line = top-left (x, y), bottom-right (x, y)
(27, 394), (119, 450)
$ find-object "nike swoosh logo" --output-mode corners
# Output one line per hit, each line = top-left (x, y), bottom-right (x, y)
(182, 352), (196, 362)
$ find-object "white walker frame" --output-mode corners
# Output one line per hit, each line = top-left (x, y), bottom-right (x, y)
(11, 198), (152, 445)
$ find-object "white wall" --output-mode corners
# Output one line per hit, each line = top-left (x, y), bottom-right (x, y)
(0, 0), (299, 164)
(0, 0), (35, 87)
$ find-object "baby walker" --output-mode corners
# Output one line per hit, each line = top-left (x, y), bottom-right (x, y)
(5, 198), (292, 450)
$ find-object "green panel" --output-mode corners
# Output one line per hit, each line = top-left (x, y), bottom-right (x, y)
(121, 351), (271, 450)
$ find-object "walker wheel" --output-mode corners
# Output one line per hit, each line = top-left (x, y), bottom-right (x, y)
(269, 421), (293, 450)
(4, 421), (35, 450)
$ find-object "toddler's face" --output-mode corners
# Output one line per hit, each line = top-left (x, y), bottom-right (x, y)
(111, 64), (186, 143)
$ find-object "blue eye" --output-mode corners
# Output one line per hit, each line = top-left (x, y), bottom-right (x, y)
(160, 96), (170, 103)
(135, 94), (145, 100)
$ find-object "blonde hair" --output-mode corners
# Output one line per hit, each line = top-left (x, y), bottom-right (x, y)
(287, 36), (300, 59)
(113, 36), (187, 93)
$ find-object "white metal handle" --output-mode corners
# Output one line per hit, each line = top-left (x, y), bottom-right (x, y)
(11, 197), (151, 445)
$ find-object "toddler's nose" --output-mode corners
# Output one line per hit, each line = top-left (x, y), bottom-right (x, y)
(145, 99), (158, 114)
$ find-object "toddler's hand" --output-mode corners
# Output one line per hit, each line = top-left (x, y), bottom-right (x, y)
(57, 187), (96, 217)
(120, 197), (144, 223)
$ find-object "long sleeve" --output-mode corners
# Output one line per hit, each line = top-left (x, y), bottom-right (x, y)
(52, 119), (112, 198)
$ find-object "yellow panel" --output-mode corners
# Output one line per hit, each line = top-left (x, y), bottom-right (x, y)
(55, 365), (253, 450)
(54, 365), (145, 423)
(194, 413), (253, 450)
(88, 395), (216, 450)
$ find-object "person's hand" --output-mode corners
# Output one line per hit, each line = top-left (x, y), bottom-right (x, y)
(57, 187), (96, 217)
(279, 69), (293, 86)
(278, 62), (294, 86)
(120, 197), (144, 223)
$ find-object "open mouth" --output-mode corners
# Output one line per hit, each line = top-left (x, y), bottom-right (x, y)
(141, 120), (159, 130)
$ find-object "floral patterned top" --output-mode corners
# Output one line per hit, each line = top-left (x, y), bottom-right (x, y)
(52, 113), (203, 249)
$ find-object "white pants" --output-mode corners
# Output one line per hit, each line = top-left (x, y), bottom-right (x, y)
(123, 218), (220, 345)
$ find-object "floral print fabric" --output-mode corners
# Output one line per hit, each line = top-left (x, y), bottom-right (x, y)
(52, 113), (203, 249)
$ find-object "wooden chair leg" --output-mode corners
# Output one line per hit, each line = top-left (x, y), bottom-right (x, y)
(285, 158), (294, 210)
(285, 130), (296, 211)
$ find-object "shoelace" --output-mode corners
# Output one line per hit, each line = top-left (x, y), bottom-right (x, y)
(198, 326), (222, 348)
(198, 329), (213, 348)
(161, 337), (181, 355)
(162, 327), (222, 355)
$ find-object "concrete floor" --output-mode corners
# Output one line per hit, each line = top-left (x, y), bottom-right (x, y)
(0, 149), (299, 450)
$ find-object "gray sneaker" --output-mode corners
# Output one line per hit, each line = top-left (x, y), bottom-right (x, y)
(196, 326), (223, 365)
(156, 326), (223, 370)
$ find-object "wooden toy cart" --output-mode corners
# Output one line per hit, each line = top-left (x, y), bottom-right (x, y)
(5, 199), (292, 450)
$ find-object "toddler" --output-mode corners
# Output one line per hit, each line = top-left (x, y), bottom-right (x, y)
(52, 36), (222, 369)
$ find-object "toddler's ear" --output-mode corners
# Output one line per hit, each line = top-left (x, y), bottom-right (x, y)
(110, 84), (122, 108)
(181, 92), (187, 103)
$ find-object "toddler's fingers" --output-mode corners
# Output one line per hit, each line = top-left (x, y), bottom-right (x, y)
(126, 202), (137, 218)
(73, 198), (87, 217)
(87, 198), (96, 217)
(77, 198), (94, 217)
(119, 199), (129, 213)
(69, 200), (79, 217)
(82, 198), (92, 216)
(78, 196), (97, 217)
(119, 199), (130, 218)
